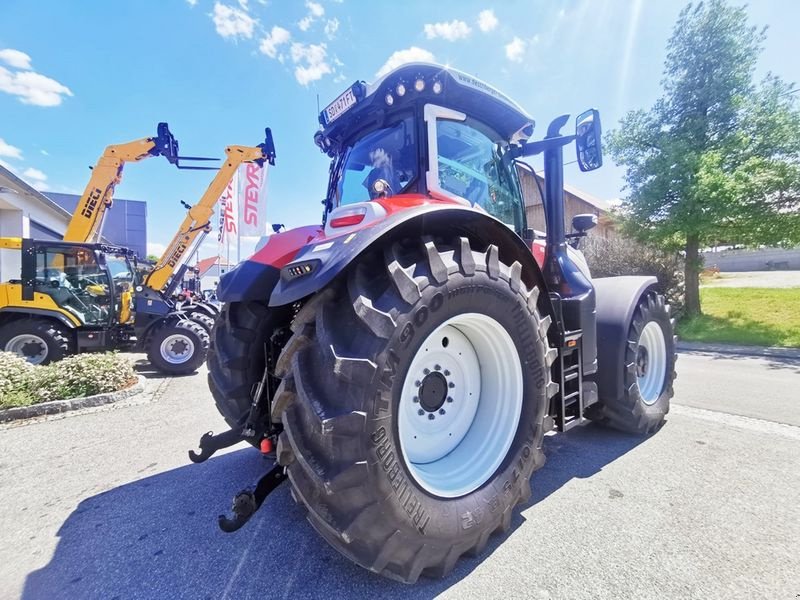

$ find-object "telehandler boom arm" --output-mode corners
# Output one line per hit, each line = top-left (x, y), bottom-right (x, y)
(63, 123), (216, 244)
(144, 129), (276, 294)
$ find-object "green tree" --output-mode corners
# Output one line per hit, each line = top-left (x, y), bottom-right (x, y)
(146, 254), (160, 263)
(607, 0), (800, 316)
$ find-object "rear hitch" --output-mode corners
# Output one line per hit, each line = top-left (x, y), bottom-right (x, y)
(188, 427), (244, 463)
(218, 463), (287, 532)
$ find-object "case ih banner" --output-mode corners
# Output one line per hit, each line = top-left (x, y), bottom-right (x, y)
(218, 162), (270, 243)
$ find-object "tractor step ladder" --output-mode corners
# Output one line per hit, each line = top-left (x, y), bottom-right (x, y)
(555, 332), (584, 432)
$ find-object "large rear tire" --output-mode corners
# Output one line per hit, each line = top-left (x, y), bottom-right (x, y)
(0, 318), (72, 365)
(146, 319), (209, 375)
(587, 291), (676, 434)
(271, 238), (555, 582)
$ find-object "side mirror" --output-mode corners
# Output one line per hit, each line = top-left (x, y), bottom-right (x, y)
(575, 109), (602, 172)
(572, 213), (598, 234)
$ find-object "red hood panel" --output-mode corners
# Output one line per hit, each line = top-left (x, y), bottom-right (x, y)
(249, 225), (324, 268)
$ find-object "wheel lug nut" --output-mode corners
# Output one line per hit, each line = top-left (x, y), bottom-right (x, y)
(434, 364), (441, 371)
(413, 396), (419, 403)
(423, 368), (430, 375)
(428, 413), (435, 420)
(418, 409), (424, 416)
(415, 380), (421, 387)
(447, 396), (453, 403)
(439, 408), (446, 415)
(448, 382), (455, 388)
(444, 369), (450, 376)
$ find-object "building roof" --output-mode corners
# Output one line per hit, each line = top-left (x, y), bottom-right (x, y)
(525, 170), (610, 213)
(197, 255), (232, 277)
(0, 164), (74, 220)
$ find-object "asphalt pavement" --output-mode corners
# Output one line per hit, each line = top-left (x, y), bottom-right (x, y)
(1, 350), (798, 600)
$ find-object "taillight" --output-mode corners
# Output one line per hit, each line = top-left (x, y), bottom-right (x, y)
(329, 207), (367, 228)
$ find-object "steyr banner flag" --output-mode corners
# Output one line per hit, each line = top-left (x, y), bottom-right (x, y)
(219, 169), (239, 244)
(238, 162), (270, 238)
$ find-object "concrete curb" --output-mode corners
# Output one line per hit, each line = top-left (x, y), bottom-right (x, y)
(0, 376), (145, 423)
(677, 341), (800, 360)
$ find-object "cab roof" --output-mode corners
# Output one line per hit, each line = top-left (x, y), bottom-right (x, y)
(317, 63), (535, 152)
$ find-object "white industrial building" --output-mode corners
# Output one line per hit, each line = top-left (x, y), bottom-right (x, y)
(0, 165), (73, 281)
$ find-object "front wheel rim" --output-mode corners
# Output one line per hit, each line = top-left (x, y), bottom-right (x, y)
(160, 333), (195, 365)
(636, 321), (667, 405)
(398, 313), (524, 498)
(6, 334), (49, 364)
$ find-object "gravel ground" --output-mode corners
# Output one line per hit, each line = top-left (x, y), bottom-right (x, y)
(0, 350), (798, 600)
(702, 270), (800, 288)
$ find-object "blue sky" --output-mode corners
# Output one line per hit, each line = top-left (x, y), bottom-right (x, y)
(1, 0), (798, 259)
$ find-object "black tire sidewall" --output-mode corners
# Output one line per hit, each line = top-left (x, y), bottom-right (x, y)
(629, 299), (675, 418)
(366, 269), (548, 539)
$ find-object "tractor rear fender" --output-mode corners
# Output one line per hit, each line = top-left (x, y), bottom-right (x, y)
(219, 205), (552, 316)
(272, 206), (550, 309)
(591, 276), (658, 402)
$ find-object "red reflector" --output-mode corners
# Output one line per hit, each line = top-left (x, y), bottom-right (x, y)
(330, 213), (366, 228)
(260, 438), (273, 454)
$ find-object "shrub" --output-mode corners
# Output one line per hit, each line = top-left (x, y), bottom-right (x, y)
(0, 352), (35, 408)
(0, 351), (137, 410)
(581, 236), (686, 317)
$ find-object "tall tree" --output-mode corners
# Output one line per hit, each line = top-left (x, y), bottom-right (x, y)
(607, 0), (800, 316)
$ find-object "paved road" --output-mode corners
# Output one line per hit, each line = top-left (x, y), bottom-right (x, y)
(1, 351), (799, 600)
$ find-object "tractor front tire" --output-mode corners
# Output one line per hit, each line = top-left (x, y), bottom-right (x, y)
(271, 238), (556, 582)
(588, 291), (676, 434)
(146, 319), (209, 375)
(0, 318), (72, 365)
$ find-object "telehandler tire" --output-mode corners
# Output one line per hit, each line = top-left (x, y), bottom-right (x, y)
(188, 311), (215, 334)
(0, 317), (72, 365)
(587, 291), (676, 434)
(146, 318), (209, 375)
(269, 238), (556, 582)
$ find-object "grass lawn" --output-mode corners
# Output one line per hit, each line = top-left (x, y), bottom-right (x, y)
(678, 287), (800, 348)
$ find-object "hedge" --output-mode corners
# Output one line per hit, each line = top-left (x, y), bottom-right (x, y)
(0, 352), (137, 410)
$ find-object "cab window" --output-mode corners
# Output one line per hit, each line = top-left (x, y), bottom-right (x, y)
(435, 118), (525, 233)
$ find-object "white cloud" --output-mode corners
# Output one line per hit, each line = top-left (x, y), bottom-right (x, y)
(186, 0), (198, 6)
(324, 18), (339, 39)
(40, 149), (49, 156)
(477, 9), (498, 32)
(290, 42), (331, 86)
(259, 26), (291, 59)
(147, 242), (167, 257)
(423, 20), (471, 41)
(211, 2), (256, 39)
(0, 49), (32, 69)
(0, 66), (73, 106)
(0, 138), (22, 159)
(376, 47), (435, 78)
(505, 37), (526, 62)
(307, 1), (324, 17)
(298, 0), (324, 31)
(22, 167), (47, 189)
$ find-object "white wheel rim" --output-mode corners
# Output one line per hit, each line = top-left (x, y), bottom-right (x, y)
(6, 334), (49, 365)
(398, 313), (523, 498)
(636, 321), (667, 405)
(160, 333), (195, 365)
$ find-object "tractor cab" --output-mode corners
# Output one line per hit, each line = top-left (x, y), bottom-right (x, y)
(316, 63), (535, 236)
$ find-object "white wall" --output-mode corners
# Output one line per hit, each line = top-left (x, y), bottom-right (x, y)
(0, 189), (71, 280)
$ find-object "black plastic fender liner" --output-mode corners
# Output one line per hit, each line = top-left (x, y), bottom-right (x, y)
(591, 276), (658, 402)
(267, 204), (550, 308)
(0, 307), (78, 329)
(216, 259), (280, 304)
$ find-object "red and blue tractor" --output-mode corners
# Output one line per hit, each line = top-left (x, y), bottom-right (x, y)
(191, 63), (677, 583)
